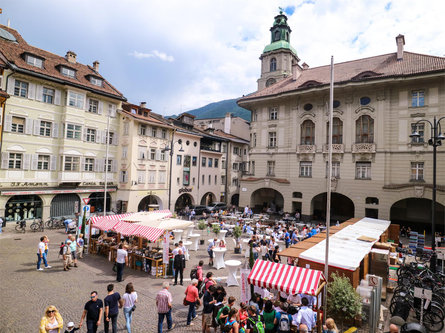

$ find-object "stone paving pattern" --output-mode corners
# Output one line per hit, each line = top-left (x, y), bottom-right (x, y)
(0, 225), (245, 332)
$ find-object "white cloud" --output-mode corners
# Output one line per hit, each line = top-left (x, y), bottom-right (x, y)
(129, 50), (174, 62)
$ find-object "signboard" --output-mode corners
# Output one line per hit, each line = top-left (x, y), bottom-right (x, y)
(368, 275), (379, 287)
(83, 198), (91, 205)
(83, 205), (91, 219)
(414, 287), (432, 301)
(240, 269), (251, 303)
(163, 232), (170, 264)
(241, 188), (247, 192)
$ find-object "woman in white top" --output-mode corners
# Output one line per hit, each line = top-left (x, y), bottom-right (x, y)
(116, 244), (128, 282)
(122, 282), (138, 333)
(39, 305), (63, 333)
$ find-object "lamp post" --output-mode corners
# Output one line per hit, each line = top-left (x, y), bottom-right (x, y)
(410, 115), (445, 272)
(162, 135), (184, 212)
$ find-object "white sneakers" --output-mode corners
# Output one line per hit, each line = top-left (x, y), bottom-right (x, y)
(45, 266), (52, 269)
(37, 268), (44, 271)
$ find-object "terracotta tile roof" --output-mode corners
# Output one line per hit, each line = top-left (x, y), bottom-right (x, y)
(240, 51), (445, 102)
(0, 24), (125, 100)
(242, 177), (290, 184)
(212, 129), (249, 144)
(0, 90), (9, 99)
(121, 102), (172, 127)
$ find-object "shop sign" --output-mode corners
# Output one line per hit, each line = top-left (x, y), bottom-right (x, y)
(178, 187), (192, 194)
(240, 269), (251, 303)
(11, 182), (49, 187)
(163, 232), (170, 264)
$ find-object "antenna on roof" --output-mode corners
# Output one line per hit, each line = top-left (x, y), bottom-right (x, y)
(7, 19), (10, 28)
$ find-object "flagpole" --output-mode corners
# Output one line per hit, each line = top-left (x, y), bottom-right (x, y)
(324, 55), (334, 318)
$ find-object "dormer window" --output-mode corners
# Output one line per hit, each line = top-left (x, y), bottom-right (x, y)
(89, 76), (103, 87)
(25, 54), (43, 68)
(131, 108), (137, 114)
(60, 66), (76, 78)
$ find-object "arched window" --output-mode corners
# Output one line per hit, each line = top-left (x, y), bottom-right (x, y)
(274, 30), (280, 41)
(270, 58), (277, 72)
(301, 120), (315, 145)
(326, 118), (343, 144)
(266, 78), (276, 87)
(356, 115), (374, 143)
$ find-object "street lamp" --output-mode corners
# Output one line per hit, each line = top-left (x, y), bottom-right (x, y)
(162, 138), (184, 212)
(410, 115), (445, 272)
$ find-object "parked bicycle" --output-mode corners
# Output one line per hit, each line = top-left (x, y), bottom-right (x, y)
(30, 218), (44, 232)
(15, 220), (26, 233)
(44, 216), (64, 229)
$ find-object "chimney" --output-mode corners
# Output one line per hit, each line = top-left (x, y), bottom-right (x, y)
(302, 62), (309, 70)
(65, 50), (77, 64)
(224, 113), (232, 134)
(396, 34), (405, 60)
(140, 102), (147, 108)
(93, 60), (100, 72)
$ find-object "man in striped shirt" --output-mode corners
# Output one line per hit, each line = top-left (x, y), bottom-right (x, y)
(156, 282), (175, 333)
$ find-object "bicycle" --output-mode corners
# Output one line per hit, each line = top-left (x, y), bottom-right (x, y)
(44, 217), (64, 229)
(30, 218), (44, 232)
(15, 220), (26, 233)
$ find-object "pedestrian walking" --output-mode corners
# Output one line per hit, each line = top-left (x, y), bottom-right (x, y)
(122, 282), (138, 333)
(173, 249), (186, 285)
(79, 291), (103, 333)
(69, 235), (78, 268)
(197, 260), (204, 291)
(274, 301), (292, 333)
(202, 285), (217, 333)
(207, 238), (217, 266)
(37, 236), (51, 271)
(185, 279), (200, 326)
(116, 243), (128, 282)
(156, 281), (175, 333)
(246, 305), (265, 333)
(76, 234), (84, 259)
(43, 235), (51, 266)
(104, 283), (122, 333)
(322, 318), (338, 333)
(295, 297), (315, 332)
(64, 322), (80, 332)
(63, 240), (73, 271)
(39, 305), (63, 333)
(224, 307), (240, 333)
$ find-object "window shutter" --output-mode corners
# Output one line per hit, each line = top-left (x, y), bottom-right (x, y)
(28, 83), (36, 99)
(102, 131), (107, 144)
(36, 85), (44, 102)
(7, 77), (15, 95)
(54, 89), (61, 105)
(52, 123), (59, 138)
(123, 171), (128, 183)
(94, 159), (99, 172)
(112, 160), (117, 173)
(50, 155), (57, 171)
(31, 154), (38, 170)
(83, 127), (87, 141)
(25, 119), (33, 135)
(83, 94), (87, 110)
(98, 101), (103, 115)
(4, 114), (12, 132)
(113, 133), (118, 145)
(85, 98), (90, 112)
(80, 157), (85, 172)
(110, 104), (117, 118)
(33, 119), (41, 136)
(23, 154), (31, 170)
(95, 130), (100, 143)
(1, 152), (9, 169)
(155, 149), (160, 161)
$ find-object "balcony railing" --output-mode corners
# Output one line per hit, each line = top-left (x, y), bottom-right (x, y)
(323, 144), (344, 153)
(296, 145), (316, 154)
(352, 143), (376, 153)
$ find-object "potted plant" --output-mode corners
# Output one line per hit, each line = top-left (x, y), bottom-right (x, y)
(212, 224), (221, 238)
(327, 273), (362, 330)
(233, 226), (242, 254)
(197, 220), (206, 245)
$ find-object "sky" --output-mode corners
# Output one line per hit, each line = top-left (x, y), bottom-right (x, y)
(2, 0), (445, 115)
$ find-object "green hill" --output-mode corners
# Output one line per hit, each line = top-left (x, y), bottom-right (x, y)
(172, 98), (251, 121)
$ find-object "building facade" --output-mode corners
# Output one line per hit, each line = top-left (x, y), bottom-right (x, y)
(116, 102), (173, 213)
(238, 12), (445, 230)
(0, 25), (125, 221)
(194, 112), (251, 141)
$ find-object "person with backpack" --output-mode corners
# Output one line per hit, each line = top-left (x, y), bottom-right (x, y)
(202, 285), (217, 333)
(223, 307), (240, 333)
(200, 271), (216, 297)
(246, 305), (265, 333)
(197, 260), (204, 290)
(274, 302), (292, 333)
(217, 296), (236, 330)
(262, 300), (276, 333)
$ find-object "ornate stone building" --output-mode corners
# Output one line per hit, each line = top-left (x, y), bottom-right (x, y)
(238, 12), (445, 230)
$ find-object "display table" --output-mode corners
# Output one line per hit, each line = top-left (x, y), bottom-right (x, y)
(242, 239), (250, 258)
(189, 233), (200, 251)
(173, 229), (183, 244)
(277, 240), (285, 252)
(213, 248), (227, 269)
(220, 230), (228, 242)
(186, 225), (194, 239)
(225, 260), (242, 286)
(182, 241), (192, 260)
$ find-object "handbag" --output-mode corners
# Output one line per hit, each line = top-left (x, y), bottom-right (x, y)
(183, 297), (188, 306)
(112, 262), (117, 272)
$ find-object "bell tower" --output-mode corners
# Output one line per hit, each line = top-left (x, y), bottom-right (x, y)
(258, 10), (300, 90)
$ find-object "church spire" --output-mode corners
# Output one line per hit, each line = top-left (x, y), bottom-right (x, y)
(270, 10), (291, 43)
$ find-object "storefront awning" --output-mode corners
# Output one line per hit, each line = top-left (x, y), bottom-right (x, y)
(113, 222), (141, 236)
(247, 260), (325, 296)
(91, 219), (120, 231)
(90, 213), (134, 224)
(135, 225), (165, 242)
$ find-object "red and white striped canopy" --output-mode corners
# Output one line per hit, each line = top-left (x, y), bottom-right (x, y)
(135, 225), (165, 242)
(91, 218), (120, 231)
(247, 260), (325, 296)
(113, 222), (141, 236)
(90, 213), (134, 224)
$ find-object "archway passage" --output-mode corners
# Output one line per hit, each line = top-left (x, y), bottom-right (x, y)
(5, 195), (43, 221)
(311, 192), (354, 223)
(200, 192), (216, 206)
(138, 195), (162, 211)
(250, 188), (284, 214)
(231, 194), (240, 206)
(50, 193), (80, 218)
(390, 198), (445, 232)
(175, 193), (193, 212)
(88, 192), (111, 214)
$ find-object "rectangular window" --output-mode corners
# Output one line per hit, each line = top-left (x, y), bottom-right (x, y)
(177, 155), (182, 165)
(66, 124), (82, 140)
(86, 128), (96, 142)
(268, 132), (277, 147)
(177, 177), (180, 186)
(161, 129), (167, 139)
(326, 162), (340, 178)
(84, 158), (94, 172)
(152, 127), (157, 137)
(11, 117), (25, 133)
(202, 157), (206, 167)
(300, 161), (312, 177)
(120, 170), (128, 183)
(202, 174), (205, 185)
(356, 162), (371, 179)
(222, 144), (227, 153)
(61, 67), (76, 78)
(39, 121), (52, 137)
(106, 132), (114, 145)
(90, 77), (102, 87)
(123, 123), (129, 136)
(267, 161), (275, 176)
(184, 155), (191, 168)
(214, 158), (219, 168)
(233, 163), (238, 171)
(139, 124), (147, 136)
(251, 161), (255, 175)
(269, 107), (278, 120)
(215, 175), (217, 184)
(64, 156), (80, 171)
(221, 175), (226, 185)
(8, 153), (22, 169)
(252, 133), (257, 147)
(192, 156), (197, 166)
(68, 91), (84, 108)
(138, 171), (145, 184)
(192, 177), (196, 185)
(233, 147), (239, 155)
(411, 162), (424, 181)
(122, 146), (128, 159)
(26, 55), (43, 68)
(208, 175), (211, 185)
(411, 123), (425, 143)
(232, 178), (239, 186)
(160, 151), (165, 161)
(88, 99), (99, 113)
(412, 90), (425, 107)
(222, 160), (226, 169)
(37, 155), (50, 170)
(104, 159), (112, 172)
(138, 147), (146, 160)
(252, 111), (258, 122)
(43, 87), (55, 104)
(208, 158), (213, 167)
(14, 80), (28, 98)
(150, 148), (156, 160)
(159, 171), (166, 184)
(148, 171), (156, 183)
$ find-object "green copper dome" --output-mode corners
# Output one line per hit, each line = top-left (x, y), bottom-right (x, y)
(262, 11), (297, 57)
(263, 40), (298, 56)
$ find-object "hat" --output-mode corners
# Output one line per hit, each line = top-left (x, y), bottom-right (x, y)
(66, 240), (72, 243)
(67, 322), (75, 328)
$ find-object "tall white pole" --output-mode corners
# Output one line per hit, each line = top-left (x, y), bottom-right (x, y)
(324, 55), (334, 315)
(103, 111), (111, 217)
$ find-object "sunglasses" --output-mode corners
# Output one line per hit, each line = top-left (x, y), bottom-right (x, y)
(47, 310), (56, 313)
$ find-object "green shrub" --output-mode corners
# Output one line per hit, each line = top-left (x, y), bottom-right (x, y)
(327, 273), (362, 325)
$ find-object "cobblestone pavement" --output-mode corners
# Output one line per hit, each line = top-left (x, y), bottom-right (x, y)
(0, 225), (245, 332)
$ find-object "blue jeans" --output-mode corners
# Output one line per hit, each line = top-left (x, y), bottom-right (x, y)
(186, 301), (196, 325)
(37, 254), (42, 269)
(124, 307), (133, 333)
(158, 309), (173, 333)
(64, 220), (69, 233)
(86, 320), (98, 333)
(116, 262), (125, 282)
(42, 252), (48, 267)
